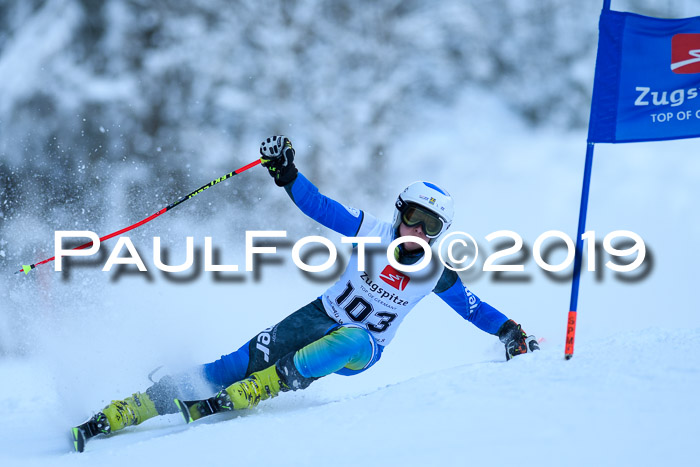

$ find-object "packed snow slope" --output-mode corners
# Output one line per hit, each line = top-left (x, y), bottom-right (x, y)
(2, 78), (700, 467)
(0, 327), (697, 467)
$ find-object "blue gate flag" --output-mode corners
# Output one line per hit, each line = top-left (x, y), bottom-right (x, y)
(588, 9), (700, 143)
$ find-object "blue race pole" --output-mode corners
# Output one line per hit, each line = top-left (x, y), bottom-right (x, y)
(565, 142), (596, 359)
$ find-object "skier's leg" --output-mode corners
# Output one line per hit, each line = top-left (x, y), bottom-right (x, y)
(220, 325), (379, 410)
(202, 298), (338, 387)
(92, 300), (366, 429)
(96, 369), (210, 433)
(291, 325), (380, 380)
(100, 392), (159, 432)
(97, 298), (337, 432)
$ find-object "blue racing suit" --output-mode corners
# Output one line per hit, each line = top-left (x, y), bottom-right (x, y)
(202, 173), (509, 389)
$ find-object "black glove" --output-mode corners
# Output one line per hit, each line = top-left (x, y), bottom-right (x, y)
(260, 135), (298, 187)
(497, 319), (540, 361)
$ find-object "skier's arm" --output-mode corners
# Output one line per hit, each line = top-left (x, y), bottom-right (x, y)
(433, 268), (540, 359)
(259, 135), (364, 236)
(432, 267), (508, 334)
(283, 173), (363, 237)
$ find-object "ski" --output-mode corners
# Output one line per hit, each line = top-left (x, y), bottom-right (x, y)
(174, 390), (234, 424)
(71, 412), (110, 453)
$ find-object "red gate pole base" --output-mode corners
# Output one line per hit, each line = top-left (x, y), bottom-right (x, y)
(565, 310), (577, 360)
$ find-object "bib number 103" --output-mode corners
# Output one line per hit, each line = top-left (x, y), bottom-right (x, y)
(335, 281), (397, 333)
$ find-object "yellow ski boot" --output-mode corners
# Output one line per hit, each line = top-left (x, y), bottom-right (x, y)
(73, 391), (159, 452)
(101, 392), (159, 432)
(175, 363), (288, 423)
(224, 363), (288, 410)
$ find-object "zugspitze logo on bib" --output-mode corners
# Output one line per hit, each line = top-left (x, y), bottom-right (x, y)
(671, 34), (700, 74)
(379, 265), (410, 291)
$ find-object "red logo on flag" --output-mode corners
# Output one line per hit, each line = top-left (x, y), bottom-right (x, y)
(379, 265), (410, 291)
(671, 34), (700, 74)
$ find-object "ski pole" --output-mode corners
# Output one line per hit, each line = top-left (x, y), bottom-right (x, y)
(15, 158), (262, 275)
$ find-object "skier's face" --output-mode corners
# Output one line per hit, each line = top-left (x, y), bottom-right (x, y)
(398, 221), (430, 251)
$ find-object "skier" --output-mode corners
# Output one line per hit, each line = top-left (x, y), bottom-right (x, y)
(72, 135), (539, 451)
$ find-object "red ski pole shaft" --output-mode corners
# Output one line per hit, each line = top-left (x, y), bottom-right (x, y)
(16, 158), (262, 275)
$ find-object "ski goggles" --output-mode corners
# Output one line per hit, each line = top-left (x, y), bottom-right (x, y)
(399, 203), (444, 237)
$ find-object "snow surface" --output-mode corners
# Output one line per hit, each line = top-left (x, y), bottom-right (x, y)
(1, 92), (699, 466)
(1, 328), (698, 466)
(2, 3), (700, 463)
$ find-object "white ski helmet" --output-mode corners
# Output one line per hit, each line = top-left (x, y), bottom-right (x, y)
(393, 181), (454, 243)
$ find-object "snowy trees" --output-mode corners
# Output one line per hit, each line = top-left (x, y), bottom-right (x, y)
(0, 0), (693, 297)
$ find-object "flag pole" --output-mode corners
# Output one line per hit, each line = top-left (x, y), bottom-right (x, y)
(565, 0), (609, 360)
(565, 142), (596, 359)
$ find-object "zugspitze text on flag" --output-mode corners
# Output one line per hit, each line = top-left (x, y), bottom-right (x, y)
(588, 10), (700, 143)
